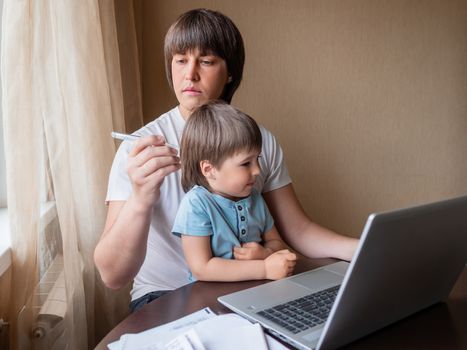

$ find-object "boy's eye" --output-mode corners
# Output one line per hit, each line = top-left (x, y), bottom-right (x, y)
(241, 162), (251, 167)
(201, 59), (214, 65)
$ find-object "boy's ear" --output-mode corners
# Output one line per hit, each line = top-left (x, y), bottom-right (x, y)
(200, 160), (216, 179)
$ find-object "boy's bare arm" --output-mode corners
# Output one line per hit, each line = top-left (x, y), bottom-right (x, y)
(181, 235), (296, 282)
(233, 225), (288, 260)
(262, 225), (290, 254)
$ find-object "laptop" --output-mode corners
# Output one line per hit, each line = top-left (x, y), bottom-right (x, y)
(218, 195), (467, 350)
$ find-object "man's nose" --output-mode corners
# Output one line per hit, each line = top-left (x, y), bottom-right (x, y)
(185, 60), (199, 81)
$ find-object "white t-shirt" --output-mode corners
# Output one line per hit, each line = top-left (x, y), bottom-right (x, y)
(106, 106), (291, 300)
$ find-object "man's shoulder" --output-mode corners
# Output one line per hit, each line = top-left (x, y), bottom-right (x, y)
(135, 107), (182, 135)
(258, 124), (279, 153)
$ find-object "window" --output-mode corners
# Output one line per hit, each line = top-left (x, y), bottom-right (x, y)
(0, 0), (11, 278)
(0, 0), (6, 208)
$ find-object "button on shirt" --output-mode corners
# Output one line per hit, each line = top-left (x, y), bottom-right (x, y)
(172, 185), (274, 262)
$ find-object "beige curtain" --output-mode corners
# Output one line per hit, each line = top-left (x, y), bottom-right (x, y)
(2, 0), (143, 348)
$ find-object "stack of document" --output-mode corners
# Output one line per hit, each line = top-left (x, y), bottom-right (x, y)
(107, 308), (287, 350)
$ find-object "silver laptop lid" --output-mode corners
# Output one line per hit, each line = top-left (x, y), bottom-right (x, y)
(317, 195), (467, 349)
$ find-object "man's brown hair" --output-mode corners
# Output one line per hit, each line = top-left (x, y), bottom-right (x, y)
(164, 8), (245, 103)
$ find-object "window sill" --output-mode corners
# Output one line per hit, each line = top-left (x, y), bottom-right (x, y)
(0, 201), (57, 277)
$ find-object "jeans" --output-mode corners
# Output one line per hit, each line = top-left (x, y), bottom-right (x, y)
(129, 290), (171, 313)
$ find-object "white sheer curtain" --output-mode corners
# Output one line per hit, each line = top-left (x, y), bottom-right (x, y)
(2, 0), (142, 348)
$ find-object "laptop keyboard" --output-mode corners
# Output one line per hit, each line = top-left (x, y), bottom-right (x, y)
(256, 285), (339, 334)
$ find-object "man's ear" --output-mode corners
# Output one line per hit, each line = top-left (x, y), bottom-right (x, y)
(200, 160), (216, 179)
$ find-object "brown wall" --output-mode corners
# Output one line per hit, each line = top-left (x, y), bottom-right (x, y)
(136, 0), (467, 237)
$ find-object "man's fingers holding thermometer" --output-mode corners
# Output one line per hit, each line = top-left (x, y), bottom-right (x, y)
(111, 132), (179, 155)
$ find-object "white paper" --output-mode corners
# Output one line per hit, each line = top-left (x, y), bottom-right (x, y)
(193, 314), (268, 350)
(108, 307), (216, 350)
(265, 334), (289, 350)
(107, 308), (289, 350)
(165, 329), (206, 350)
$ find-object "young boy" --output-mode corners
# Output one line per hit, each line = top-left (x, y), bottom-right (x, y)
(172, 101), (297, 282)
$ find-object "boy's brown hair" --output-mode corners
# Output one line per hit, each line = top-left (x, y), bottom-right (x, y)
(181, 101), (262, 192)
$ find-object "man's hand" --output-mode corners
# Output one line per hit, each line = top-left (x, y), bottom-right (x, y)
(127, 135), (180, 208)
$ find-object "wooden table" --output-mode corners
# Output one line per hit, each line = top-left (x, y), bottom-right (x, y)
(95, 258), (467, 349)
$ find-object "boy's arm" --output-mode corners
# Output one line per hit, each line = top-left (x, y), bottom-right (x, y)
(233, 225), (288, 260)
(181, 235), (296, 282)
(262, 225), (289, 254)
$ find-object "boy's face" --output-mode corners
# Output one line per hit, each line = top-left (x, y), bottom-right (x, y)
(202, 149), (261, 201)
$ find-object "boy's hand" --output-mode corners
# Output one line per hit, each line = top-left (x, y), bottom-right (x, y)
(264, 249), (297, 280)
(233, 242), (272, 260)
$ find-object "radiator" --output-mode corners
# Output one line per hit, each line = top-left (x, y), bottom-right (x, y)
(17, 255), (67, 350)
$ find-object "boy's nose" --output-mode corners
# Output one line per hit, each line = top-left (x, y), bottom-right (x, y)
(252, 163), (261, 176)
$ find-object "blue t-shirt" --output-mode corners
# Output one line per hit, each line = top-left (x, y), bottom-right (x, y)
(172, 186), (274, 262)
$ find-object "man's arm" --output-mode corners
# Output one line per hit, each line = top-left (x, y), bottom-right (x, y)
(263, 184), (359, 261)
(94, 199), (152, 289)
(181, 235), (297, 281)
(94, 135), (180, 289)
